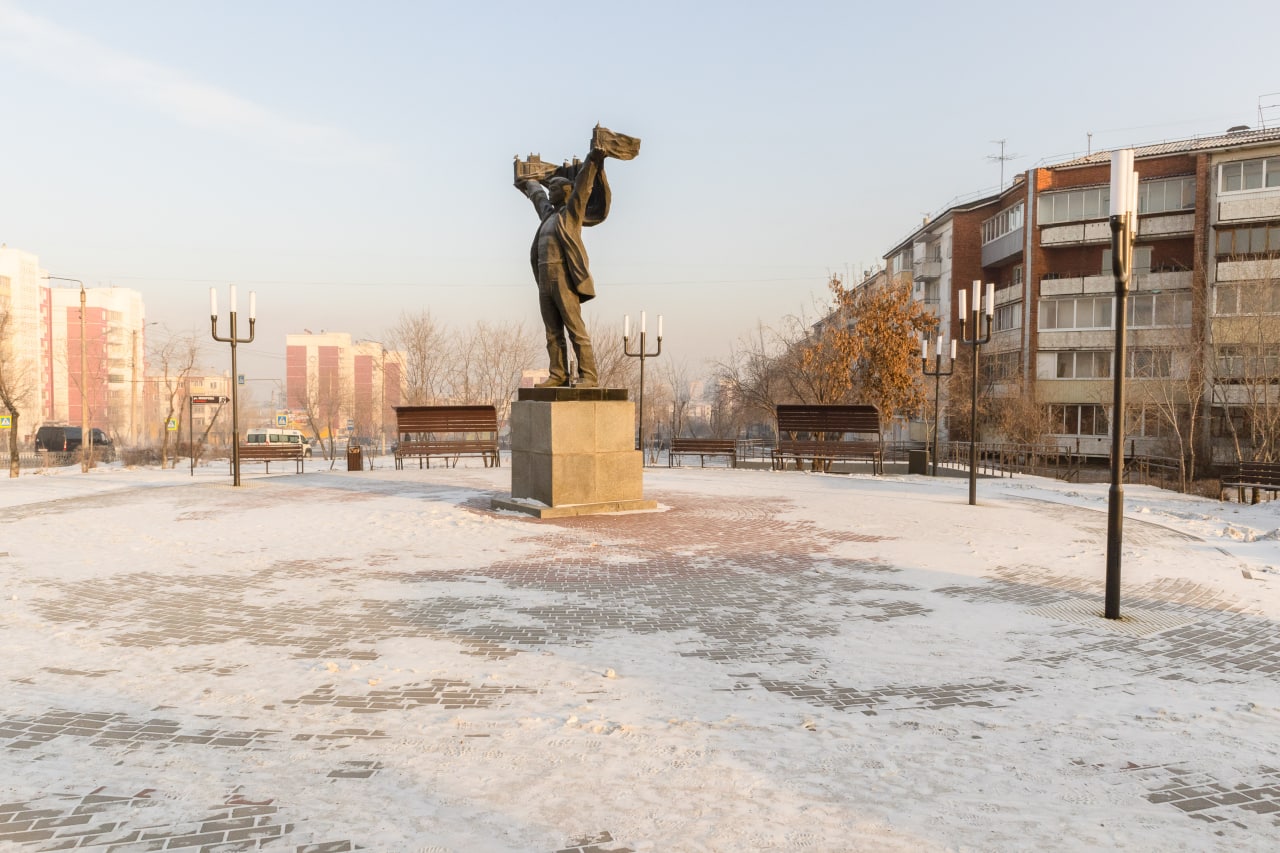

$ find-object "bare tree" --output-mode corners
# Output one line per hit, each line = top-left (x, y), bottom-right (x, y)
(296, 365), (349, 465)
(589, 317), (637, 390)
(452, 320), (540, 431)
(713, 321), (794, 435)
(388, 310), (451, 405)
(0, 305), (34, 477)
(1209, 309), (1280, 464)
(1127, 323), (1205, 490)
(657, 358), (693, 440)
(150, 330), (200, 469)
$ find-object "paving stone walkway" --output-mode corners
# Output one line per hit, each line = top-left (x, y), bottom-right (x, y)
(2, 470), (1278, 850)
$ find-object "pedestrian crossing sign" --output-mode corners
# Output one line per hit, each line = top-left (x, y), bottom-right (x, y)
(0, 416), (10, 429)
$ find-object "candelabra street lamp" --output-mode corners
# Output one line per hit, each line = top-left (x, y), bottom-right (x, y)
(920, 334), (957, 476)
(210, 285), (256, 486)
(623, 311), (662, 463)
(1106, 149), (1139, 620)
(958, 280), (993, 506)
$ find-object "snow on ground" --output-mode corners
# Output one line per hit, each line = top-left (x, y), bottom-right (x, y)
(1, 457), (1278, 851)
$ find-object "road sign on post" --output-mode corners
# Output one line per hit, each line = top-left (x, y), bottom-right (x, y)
(191, 395), (229, 405)
(0, 416), (10, 430)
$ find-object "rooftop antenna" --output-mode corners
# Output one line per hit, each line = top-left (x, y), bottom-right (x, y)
(987, 139), (1020, 191)
(1259, 92), (1280, 129)
(1087, 131), (1093, 155)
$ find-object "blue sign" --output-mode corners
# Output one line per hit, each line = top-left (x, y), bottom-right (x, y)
(238, 374), (245, 385)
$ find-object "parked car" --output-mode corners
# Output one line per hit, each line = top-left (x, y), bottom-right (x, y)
(34, 425), (115, 459)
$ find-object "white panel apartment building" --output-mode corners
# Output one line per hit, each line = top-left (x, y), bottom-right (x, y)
(0, 246), (47, 445)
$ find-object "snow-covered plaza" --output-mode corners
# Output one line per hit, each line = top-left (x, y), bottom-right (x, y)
(2, 458), (1278, 851)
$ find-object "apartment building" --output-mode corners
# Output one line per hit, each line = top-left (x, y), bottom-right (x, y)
(1, 246), (150, 445)
(891, 125), (1280, 465)
(0, 247), (46, 445)
(285, 331), (403, 442)
(46, 285), (148, 441)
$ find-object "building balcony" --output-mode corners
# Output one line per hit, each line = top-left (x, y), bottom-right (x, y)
(981, 227), (1023, 266)
(1040, 221), (1110, 247)
(913, 258), (942, 279)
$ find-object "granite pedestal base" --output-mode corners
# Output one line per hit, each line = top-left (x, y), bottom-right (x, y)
(490, 389), (656, 518)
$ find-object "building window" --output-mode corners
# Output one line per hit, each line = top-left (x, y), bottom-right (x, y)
(1215, 281), (1280, 315)
(994, 302), (1022, 332)
(1219, 156), (1280, 193)
(1128, 291), (1192, 327)
(982, 202), (1024, 244)
(1214, 223), (1280, 257)
(1139, 176), (1195, 214)
(1040, 296), (1113, 330)
(1102, 245), (1152, 274)
(1211, 406), (1250, 438)
(1012, 264), (1023, 288)
(1037, 187), (1109, 225)
(1127, 405), (1176, 438)
(1052, 350), (1111, 379)
(982, 350), (1022, 382)
(892, 249), (913, 275)
(1050, 403), (1109, 436)
(1216, 345), (1280, 381)
(1126, 348), (1173, 378)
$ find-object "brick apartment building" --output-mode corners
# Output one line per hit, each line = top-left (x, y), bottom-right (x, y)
(885, 125), (1280, 466)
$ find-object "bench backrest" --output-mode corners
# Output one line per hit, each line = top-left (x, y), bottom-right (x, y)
(671, 438), (736, 449)
(1235, 461), (1280, 484)
(394, 405), (498, 437)
(775, 404), (881, 438)
(238, 443), (302, 456)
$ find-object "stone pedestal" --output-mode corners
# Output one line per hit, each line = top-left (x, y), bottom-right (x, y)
(491, 388), (656, 518)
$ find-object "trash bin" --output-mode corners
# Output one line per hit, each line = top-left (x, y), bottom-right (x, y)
(346, 444), (363, 471)
(907, 449), (930, 475)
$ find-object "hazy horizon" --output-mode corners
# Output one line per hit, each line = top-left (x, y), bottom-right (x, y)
(4, 0), (1277, 383)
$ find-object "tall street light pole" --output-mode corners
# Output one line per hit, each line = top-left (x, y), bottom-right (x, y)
(623, 311), (663, 463)
(45, 275), (91, 472)
(958, 280), (993, 505)
(1106, 149), (1139, 620)
(211, 285), (256, 486)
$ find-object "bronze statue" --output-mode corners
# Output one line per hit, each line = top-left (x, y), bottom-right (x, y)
(515, 126), (639, 388)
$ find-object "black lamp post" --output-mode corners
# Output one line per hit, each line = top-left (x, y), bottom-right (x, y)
(920, 334), (956, 476)
(623, 311), (662, 463)
(1106, 149), (1138, 620)
(210, 286), (255, 486)
(958, 280), (993, 505)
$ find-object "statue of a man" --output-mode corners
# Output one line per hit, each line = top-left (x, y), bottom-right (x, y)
(516, 146), (605, 388)
(515, 127), (639, 388)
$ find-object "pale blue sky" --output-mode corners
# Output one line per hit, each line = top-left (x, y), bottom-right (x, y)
(2, 0), (1276, 382)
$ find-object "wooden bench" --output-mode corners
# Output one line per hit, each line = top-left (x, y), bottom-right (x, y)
(771, 404), (883, 474)
(1220, 461), (1280, 503)
(394, 405), (500, 470)
(669, 438), (737, 468)
(237, 443), (305, 473)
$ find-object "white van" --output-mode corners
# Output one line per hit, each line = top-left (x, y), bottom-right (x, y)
(245, 428), (312, 457)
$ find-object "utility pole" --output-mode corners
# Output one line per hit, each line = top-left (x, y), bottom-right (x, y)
(45, 275), (91, 472)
